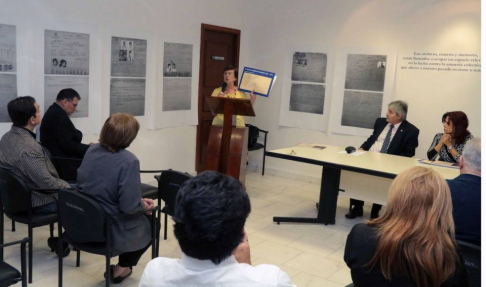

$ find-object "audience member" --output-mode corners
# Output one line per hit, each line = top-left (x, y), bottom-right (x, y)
(40, 88), (90, 181)
(447, 137), (481, 246)
(427, 111), (474, 163)
(0, 96), (70, 210)
(139, 171), (295, 287)
(345, 166), (469, 286)
(347, 100), (420, 220)
(0, 96), (71, 255)
(76, 113), (154, 284)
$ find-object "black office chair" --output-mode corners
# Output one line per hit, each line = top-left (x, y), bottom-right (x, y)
(457, 240), (480, 287)
(246, 124), (268, 175)
(57, 189), (159, 287)
(47, 149), (160, 199)
(139, 170), (164, 199)
(0, 237), (28, 287)
(0, 168), (59, 284)
(154, 170), (193, 241)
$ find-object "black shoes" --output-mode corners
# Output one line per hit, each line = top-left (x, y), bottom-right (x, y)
(104, 265), (133, 284)
(345, 206), (363, 219)
(370, 210), (380, 220)
(47, 237), (70, 257)
(345, 206), (381, 219)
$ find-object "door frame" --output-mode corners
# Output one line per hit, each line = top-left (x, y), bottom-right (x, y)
(196, 23), (241, 172)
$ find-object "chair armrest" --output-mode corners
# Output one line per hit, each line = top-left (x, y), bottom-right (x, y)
(0, 237), (29, 248)
(31, 188), (64, 194)
(245, 123), (268, 134)
(457, 240), (481, 250)
(51, 156), (83, 162)
(110, 206), (161, 220)
(140, 170), (164, 174)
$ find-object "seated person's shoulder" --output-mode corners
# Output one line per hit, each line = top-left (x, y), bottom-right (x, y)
(120, 149), (139, 162)
(348, 223), (377, 243)
(241, 263), (295, 286)
(142, 257), (182, 278)
(403, 120), (419, 132)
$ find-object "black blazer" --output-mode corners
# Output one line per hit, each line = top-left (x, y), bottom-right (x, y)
(360, 118), (419, 157)
(40, 103), (89, 181)
(344, 223), (469, 287)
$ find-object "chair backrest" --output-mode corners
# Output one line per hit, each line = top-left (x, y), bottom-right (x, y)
(58, 189), (107, 243)
(158, 170), (192, 215)
(0, 168), (31, 215)
(247, 124), (260, 148)
(457, 240), (481, 287)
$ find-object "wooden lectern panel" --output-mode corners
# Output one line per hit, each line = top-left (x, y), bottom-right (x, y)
(205, 126), (248, 184)
(206, 97), (255, 117)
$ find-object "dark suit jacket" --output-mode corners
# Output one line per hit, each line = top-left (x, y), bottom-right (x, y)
(360, 118), (419, 157)
(447, 174), (481, 246)
(40, 103), (89, 180)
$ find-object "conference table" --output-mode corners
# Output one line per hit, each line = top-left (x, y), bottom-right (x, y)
(265, 145), (460, 225)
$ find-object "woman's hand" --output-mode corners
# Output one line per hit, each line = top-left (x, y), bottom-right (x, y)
(142, 198), (155, 215)
(217, 91), (225, 97)
(441, 134), (452, 147)
(250, 91), (256, 105)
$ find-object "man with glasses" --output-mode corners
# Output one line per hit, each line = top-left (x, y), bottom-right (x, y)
(40, 88), (91, 181)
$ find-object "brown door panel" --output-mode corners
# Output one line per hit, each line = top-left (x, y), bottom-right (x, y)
(196, 24), (240, 172)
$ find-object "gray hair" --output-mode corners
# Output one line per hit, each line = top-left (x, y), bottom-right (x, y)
(462, 137), (481, 172)
(388, 100), (408, 121)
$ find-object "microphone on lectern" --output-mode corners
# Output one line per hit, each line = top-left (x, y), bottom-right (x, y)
(222, 82), (227, 93)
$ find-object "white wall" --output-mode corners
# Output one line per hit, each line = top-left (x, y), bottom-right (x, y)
(245, 0), (481, 178)
(0, 0), (481, 181)
(0, 0), (254, 181)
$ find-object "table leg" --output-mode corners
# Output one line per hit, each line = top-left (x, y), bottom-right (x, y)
(273, 166), (341, 225)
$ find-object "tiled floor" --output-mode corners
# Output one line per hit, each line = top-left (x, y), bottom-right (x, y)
(2, 171), (374, 286)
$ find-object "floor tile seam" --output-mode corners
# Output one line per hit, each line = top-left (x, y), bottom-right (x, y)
(251, 233), (305, 246)
(325, 268), (353, 285)
(283, 233), (336, 249)
(276, 249), (305, 266)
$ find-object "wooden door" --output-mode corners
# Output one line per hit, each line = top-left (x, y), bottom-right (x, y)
(196, 24), (240, 172)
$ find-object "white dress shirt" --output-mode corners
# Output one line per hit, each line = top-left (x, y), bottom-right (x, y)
(369, 121), (402, 153)
(139, 254), (296, 287)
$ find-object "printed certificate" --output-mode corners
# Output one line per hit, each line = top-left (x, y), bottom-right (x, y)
(238, 67), (276, 97)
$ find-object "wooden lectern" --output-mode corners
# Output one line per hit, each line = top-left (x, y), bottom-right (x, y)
(205, 97), (255, 184)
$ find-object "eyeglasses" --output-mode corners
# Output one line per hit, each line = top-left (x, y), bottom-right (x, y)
(66, 100), (78, 109)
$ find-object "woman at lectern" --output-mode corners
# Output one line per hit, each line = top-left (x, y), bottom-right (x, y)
(427, 111), (474, 163)
(344, 166), (468, 286)
(211, 66), (256, 128)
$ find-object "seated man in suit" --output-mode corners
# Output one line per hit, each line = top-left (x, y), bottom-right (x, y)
(0, 96), (71, 255)
(140, 171), (296, 287)
(447, 137), (481, 246)
(0, 96), (71, 211)
(40, 88), (90, 181)
(346, 100), (420, 220)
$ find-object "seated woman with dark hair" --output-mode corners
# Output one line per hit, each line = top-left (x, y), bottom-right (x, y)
(344, 166), (468, 287)
(75, 113), (155, 283)
(427, 111), (474, 163)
